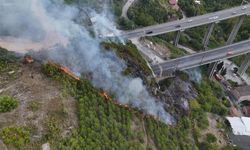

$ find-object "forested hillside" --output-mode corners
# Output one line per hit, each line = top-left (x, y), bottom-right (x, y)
(118, 0), (181, 29)
(40, 61), (240, 150)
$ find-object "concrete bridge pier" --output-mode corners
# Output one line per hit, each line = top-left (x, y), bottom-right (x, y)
(226, 15), (246, 45)
(203, 23), (215, 50)
(208, 62), (218, 79)
(156, 74), (175, 82)
(208, 15), (245, 79)
(238, 53), (250, 76)
(154, 66), (176, 82)
(174, 30), (181, 46)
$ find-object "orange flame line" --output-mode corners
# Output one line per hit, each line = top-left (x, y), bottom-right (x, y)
(47, 61), (80, 81)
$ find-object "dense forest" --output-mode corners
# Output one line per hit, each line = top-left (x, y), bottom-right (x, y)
(118, 0), (182, 29)
(40, 61), (240, 150)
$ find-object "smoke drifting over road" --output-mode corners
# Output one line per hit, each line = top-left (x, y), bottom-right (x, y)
(0, 0), (174, 124)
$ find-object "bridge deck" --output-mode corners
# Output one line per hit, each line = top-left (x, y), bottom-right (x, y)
(118, 4), (250, 38)
(151, 40), (250, 77)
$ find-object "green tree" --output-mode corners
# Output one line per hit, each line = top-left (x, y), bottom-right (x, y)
(0, 127), (30, 149)
(0, 96), (18, 113)
(206, 133), (217, 143)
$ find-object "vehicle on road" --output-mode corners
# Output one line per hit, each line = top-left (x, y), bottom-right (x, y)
(215, 73), (224, 81)
(175, 25), (181, 28)
(231, 67), (238, 74)
(187, 19), (193, 23)
(209, 16), (219, 20)
(242, 6), (247, 10)
(227, 51), (234, 56)
(146, 31), (153, 34)
(106, 33), (114, 37)
(98, 34), (103, 38)
(232, 11), (237, 15)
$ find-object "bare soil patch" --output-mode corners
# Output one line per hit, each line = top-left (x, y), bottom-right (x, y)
(0, 62), (78, 149)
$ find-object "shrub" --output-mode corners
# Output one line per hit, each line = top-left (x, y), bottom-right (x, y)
(159, 78), (173, 89)
(199, 142), (219, 150)
(193, 127), (201, 139)
(176, 71), (189, 81)
(27, 101), (40, 112)
(0, 47), (16, 72)
(206, 133), (217, 143)
(222, 145), (244, 150)
(117, 17), (134, 30)
(222, 97), (231, 107)
(44, 117), (60, 141)
(0, 127), (30, 149)
(0, 96), (18, 113)
(210, 81), (225, 98)
(0, 47), (15, 62)
(189, 99), (201, 111)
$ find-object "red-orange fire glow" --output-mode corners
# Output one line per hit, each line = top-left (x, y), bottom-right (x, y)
(100, 91), (112, 101)
(24, 55), (34, 64)
(60, 66), (80, 81)
(47, 61), (80, 81)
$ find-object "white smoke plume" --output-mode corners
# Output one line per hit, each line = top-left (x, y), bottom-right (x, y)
(0, 0), (174, 124)
(186, 67), (202, 83)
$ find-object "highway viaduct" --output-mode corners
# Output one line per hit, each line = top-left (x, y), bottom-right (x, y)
(151, 39), (250, 79)
(117, 4), (250, 80)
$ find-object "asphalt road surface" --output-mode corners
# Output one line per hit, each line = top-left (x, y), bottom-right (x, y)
(151, 39), (250, 77)
(121, 0), (136, 18)
(118, 4), (250, 39)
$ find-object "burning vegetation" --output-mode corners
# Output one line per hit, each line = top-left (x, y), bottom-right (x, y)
(0, 44), (234, 149)
(43, 61), (160, 122)
(24, 55), (34, 64)
(43, 60), (162, 116)
(0, 0), (174, 125)
(46, 61), (80, 81)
